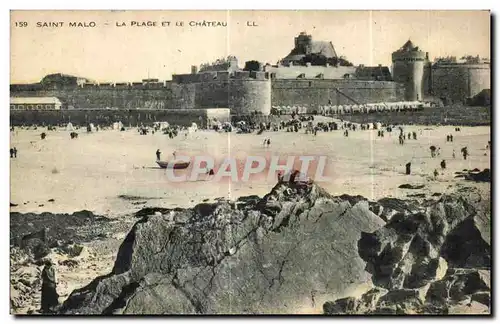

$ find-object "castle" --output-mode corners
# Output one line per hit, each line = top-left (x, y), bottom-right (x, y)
(10, 32), (491, 116)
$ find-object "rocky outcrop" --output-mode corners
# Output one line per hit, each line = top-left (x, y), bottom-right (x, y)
(324, 187), (491, 314)
(455, 169), (491, 182)
(58, 182), (385, 314)
(10, 210), (131, 313)
(398, 184), (425, 190)
(11, 210), (113, 260)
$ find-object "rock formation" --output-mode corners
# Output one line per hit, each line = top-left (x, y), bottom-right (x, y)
(324, 186), (491, 314)
(10, 210), (129, 313)
(58, 181), (385, 314)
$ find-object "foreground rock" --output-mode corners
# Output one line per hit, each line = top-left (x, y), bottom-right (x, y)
(58, 182), (385, 314)
(454, 168), (491, 182)
(324, 187), (491, 314)
(10, 210), (133, 314)
(10, 210), (113, 261)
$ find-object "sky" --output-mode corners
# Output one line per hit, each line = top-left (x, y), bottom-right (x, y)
(10, 10), (491, 84)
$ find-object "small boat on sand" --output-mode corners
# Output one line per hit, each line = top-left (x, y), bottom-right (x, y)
(156, 161), (190, 169)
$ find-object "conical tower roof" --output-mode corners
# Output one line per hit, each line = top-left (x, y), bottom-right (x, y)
(398, 39), (421, 52)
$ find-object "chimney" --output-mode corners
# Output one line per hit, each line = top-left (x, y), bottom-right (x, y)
(191, 65), (198, 74)
(426, 52), (429, 60)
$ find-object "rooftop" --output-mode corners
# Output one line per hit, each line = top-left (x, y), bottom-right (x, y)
(395, 40), (423, 53)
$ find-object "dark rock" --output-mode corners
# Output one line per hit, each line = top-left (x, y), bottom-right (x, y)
(334, 194), (367, 206)
(407, 193), (426, 198)
(441, 202), (490, 268)
(398, 184), (425, 190)
(59, 259), (79, 268)
(48, 199), (55, 202)
(454, 169), (491, 183)
(471, 291), (490, 307)
(323, 296), (358, 314)
(358, 188), (490, 291)
(58, 182), (385, 314)
(10, 203), (18, 207)
(367, 305), (399, 314)
(372, 197), (421, 222)
(352, 287), (388, 313)
(10, 210), (113, 259)
(134, 207), (171, 218)
(377, 288), (427, 312)
(426, 269), (490, 304)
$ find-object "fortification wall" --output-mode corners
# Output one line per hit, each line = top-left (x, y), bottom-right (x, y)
(430, 64), (491, 102)
(9, 109), (221, 127)
(10, 83), (196, 110)
(265, 65), (357, 79)
(423, 65), (432, 98)
(270, 79), (404, 108)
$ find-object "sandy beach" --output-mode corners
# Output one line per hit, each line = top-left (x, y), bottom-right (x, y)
(9, 118), (491, 315)
(10, 118), (490, 217)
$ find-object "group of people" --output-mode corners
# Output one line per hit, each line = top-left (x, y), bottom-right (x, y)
(398, 129), (418, 145)
(9, 147), (17, 158)
(156, 149), (177, 161)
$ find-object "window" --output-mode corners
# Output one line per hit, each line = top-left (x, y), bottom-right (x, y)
(10, 105), (15, 110)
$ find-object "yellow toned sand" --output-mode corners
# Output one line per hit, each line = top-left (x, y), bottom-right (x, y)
(10, 118), (490, 216)
(9, 118), (491, 314)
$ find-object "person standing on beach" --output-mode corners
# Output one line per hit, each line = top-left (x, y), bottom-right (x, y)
(41, 260), (59, 313)
(430, 146), (436, 158)
(156, 149), (161, 161)
(440, 160), (446, 170)
(10, 148), (14, 158)
(462, 147), (468, 160)
(405, 162), (411, 175)
(13, 147), (17, 158)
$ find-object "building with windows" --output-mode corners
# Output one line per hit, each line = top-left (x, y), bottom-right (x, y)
(10, 97), (62, 110)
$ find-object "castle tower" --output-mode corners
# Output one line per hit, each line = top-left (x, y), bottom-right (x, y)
(391, 40), (426, 101)
(294, 32), (313, 55)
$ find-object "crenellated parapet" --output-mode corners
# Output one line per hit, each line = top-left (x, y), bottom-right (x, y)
(172, 70), (270, 84)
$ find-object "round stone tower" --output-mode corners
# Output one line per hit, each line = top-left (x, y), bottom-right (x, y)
(392, 40), (426, 101)
(229, 71), (271, 116)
